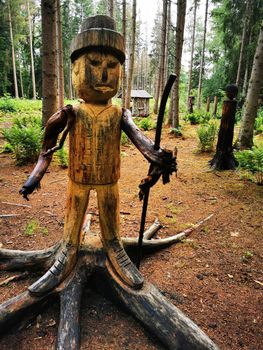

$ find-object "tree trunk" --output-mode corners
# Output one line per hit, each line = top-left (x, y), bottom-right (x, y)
(169, 0), (187, 128)
(108, 0), (115, 18)
(125, 0), (136, 110)
(238, 20), (263, 150)
(68, 63), (73, 100)
(17, 51), (24, 99)
(242, 31), (252, 98)
(41, 0), (58, 126)
(235, 0), (250, 89)
(197, 0), (209, 110)
(27, 0), (37, 100)
(213, 96), (218, 117)
(8, 0), (19, 99)
(121, 0), (127, 107)
(164, 0), (171, 85)
(56, 0), (64, 109)
(153, 0), (168, 114)
(187, 0), (198, 104)
(206, 96), (210, 112)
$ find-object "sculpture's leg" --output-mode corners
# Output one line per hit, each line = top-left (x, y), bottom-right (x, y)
(96, 183), (143, 289)
(28, 180), (90, 296)
(100, 264), (219, 350)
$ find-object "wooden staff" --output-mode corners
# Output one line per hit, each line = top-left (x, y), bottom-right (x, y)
(136, 74), (176, 269)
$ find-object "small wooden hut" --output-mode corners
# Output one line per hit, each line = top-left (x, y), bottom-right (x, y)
(119, 90), (153, 117)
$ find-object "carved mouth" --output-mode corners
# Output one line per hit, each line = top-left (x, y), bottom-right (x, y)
(94, 85), (114, 93)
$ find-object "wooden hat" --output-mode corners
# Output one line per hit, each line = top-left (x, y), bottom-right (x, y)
(70, 15), (125, 64)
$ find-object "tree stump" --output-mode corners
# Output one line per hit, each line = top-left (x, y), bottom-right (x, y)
(0, 217), (219, 350)
(209, 85), (238, 170)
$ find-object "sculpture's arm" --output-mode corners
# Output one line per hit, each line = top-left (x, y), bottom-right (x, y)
(121, 108), (177, 198)
(19, 105), (76, 200)
(121, 108), (176, 167)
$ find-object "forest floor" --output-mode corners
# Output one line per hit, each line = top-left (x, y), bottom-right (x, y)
(0, 124), (262, 350)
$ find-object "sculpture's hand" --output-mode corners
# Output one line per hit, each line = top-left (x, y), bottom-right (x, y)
(19, 180), (41, 201)
(139, 147), (177, 200)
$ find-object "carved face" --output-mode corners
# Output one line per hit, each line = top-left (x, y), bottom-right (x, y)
(72, 51), (121, 103)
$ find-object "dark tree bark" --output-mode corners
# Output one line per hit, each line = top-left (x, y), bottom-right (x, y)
(8, 0), (19, 98)
(125, 0), (136, 109)
(209, 85), (238, 170)
(238, 20), (263, 150)
(206, 96), (210, 112)
(41, 0), (58, 126)
(121, 0), (127, 107)
(168, 0), (186, 128)
(235, 0), (251, 89)
(187, 0), (198, 104)
(153, 0), (168, 115)
(108, 0), (115, 18)
(213, 96), (218, 117)
(27, 0), (36, 100)
(197, 0), (209, 110)
(56, 0), (64, 109)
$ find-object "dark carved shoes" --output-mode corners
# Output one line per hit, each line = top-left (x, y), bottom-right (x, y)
(28, 245), (77, 296)
(28, 240), (143, 296)
(106, 239), (144, 289)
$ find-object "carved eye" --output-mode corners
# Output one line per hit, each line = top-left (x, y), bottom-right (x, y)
(108, 61), (118, 69)
(90, 59), (100, 67)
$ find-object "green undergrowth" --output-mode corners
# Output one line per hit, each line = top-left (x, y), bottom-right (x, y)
(197, 121), (218, 152)
(235, 144), (263, 185)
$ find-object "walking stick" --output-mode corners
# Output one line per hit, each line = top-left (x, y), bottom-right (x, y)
(136, 74), (176, 269)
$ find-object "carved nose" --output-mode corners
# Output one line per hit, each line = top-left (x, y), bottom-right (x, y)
(102, 68), (108, 82)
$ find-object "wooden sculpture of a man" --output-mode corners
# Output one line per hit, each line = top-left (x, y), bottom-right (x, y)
(19, 15), (176, 296)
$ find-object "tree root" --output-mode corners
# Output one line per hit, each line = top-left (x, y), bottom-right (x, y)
(0, 215), (219, 349)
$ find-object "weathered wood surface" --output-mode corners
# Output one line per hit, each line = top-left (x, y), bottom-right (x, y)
(0, 242), (60, 270)
(57, 264), (88, 350)
(0, 290), (52, 334)
(99, 264), (219, 350)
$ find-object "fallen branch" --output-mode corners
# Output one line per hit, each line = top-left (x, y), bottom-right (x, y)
(0, 214), (20, 218)
(1, 202), (31, 208)
(143, 218), (162, 239)
(0, 272), (29, 286)
(123, 214), (214, 249)
(49, 177), (66, 184)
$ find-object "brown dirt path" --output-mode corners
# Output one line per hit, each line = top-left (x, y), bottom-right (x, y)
(0, 126), (262, 349)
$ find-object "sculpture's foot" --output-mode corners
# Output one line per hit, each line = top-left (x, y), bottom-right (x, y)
(106, 240), (144, 289)
(28, 245), (77, 296)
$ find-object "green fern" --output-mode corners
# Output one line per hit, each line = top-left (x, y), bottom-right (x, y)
(1, 115), (42, 165)
(235, 146), (263, 185)
(197, 122), (217, 152)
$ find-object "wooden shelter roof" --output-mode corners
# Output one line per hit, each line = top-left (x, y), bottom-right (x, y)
(118, 90), (152, 99)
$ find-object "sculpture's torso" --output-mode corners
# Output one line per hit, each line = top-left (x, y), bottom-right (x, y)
(69, 102), (122, 184)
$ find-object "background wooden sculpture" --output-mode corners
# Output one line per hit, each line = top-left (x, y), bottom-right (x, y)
(0, 15), (219, 350)
(209, 85), (238, 170)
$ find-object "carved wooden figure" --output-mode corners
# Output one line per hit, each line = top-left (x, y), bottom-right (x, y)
(0, 16), (219, 349)
(209, 85), (238, 170)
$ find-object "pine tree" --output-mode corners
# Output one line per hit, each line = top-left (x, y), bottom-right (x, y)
(168, 0), (187, 128)
(41, 0), (58, 125)
(238, 20), (263, 149)
(197, 0), (208, 109)
(125, 0), (136, 109)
